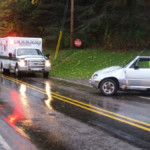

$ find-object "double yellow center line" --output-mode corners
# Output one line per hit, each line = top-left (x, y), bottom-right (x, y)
(1, 74), (150, 132)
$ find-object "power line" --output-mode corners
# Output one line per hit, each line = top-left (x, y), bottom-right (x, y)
(61, 0), (69, 30)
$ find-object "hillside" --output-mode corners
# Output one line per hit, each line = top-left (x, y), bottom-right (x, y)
(49, 49), (150, 78)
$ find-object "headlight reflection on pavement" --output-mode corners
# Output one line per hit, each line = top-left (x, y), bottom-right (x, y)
(20, 84), (27, 97)
(19, 84), (33, 119)
(44, 82), (53, 110)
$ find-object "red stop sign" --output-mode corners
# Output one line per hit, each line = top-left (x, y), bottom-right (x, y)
(74, 39), (82, 47)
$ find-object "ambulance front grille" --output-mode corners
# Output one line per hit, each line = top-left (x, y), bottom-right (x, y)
(27, 60), (45, 67)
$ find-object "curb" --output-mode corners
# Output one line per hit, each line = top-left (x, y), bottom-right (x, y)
(50, 77), (92, 87)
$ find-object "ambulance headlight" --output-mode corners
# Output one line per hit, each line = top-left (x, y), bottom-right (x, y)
(45, 60), (51, 67)
(19, 60), (27, 67)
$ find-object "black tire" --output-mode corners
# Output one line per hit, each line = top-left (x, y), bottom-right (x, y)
(100, 79), (118, 96)
(43, 72), (49, 78)
(0, 64), (3, 73)
(6, 69), (10, 75)
(1, 64), (7, 74)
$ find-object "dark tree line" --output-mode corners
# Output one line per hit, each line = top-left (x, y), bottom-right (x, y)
(0, 0), (150, 50)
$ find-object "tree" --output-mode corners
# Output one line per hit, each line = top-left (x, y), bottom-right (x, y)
(0, 0), (17, 37)
(0, 0), (150, 49)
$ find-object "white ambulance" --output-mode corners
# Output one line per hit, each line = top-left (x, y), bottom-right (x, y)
(0, 37), (51, 78)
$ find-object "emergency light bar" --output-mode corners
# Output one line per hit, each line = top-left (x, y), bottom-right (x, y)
(7, 38), (41, 45)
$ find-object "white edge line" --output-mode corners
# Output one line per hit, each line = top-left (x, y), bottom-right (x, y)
(139, 96), (150, 100)
(0, 135), (12, 150)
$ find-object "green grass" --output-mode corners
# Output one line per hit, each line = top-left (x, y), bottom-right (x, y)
(44, 49), (150, 78)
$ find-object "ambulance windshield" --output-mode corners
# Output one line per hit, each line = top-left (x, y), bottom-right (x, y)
(17, 49), (43, 56)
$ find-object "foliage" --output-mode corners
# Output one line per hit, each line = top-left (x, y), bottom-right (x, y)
(74, 0), (150, 49)
(0, 0), (16, 36)
(0, 0), (150, 49)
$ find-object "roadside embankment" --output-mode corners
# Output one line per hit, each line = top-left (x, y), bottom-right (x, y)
(46, 49), (150, 78)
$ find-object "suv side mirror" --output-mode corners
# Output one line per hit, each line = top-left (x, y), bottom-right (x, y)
(134, 65), (139, 69)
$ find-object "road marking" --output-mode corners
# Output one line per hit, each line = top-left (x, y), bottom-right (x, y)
(1, 74), (150, 132)
(2, 75), (150, 126)
(0, 135), (12, 150)
(51, 94), (150, 131)
(139, 96), (150, 100)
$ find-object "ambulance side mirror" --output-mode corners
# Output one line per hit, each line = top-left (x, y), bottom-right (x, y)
(45, 54), (50, 59)
(8, 53), (12, 58)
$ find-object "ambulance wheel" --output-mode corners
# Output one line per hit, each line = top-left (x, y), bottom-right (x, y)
(15, 65), (20, 77)
(43, 72), (49, 78)
(0, 64), (3, 73)
(1, 64), (6, 74)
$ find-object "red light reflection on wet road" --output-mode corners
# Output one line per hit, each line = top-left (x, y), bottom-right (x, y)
(5, 90), (24, 125)
(8, 111), (23, 124)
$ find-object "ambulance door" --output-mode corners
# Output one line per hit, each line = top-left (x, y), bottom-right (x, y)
(10, 49), (17, 70)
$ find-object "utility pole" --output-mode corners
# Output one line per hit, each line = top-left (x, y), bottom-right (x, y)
(70, 0), (74, 49)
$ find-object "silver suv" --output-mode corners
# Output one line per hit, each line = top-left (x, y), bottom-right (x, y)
(89, 56), (150, 96)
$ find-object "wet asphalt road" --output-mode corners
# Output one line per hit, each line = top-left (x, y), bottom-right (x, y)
(0, 73), (150, 150)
